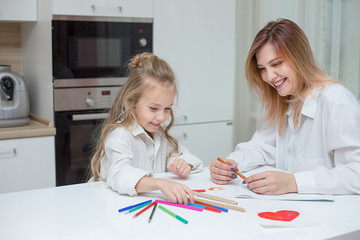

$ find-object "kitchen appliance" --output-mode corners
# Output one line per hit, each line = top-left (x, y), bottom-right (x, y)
(0, 65), (30, 128)
(53, 16), (153, 186)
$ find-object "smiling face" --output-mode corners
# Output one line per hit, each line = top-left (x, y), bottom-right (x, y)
(134, 80), (175, 137)
(256, 42), (298, 97)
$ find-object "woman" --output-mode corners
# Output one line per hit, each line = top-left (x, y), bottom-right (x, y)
(210, 18), (360, 195)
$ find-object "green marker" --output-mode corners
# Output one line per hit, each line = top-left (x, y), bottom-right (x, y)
(158, 205), (188, 224)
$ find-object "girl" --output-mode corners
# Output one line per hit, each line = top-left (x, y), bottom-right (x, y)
(91, 52), (203, 204)
(210, 19), (360, 195)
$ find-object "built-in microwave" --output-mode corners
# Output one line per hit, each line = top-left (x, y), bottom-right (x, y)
(52, 15), (153, 88)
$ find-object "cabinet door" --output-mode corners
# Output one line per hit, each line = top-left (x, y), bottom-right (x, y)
(0, 0), (37, 21)
(170, 122), (233, 167)
(154, 0), (236, 124)
(53, 0), (153, 18)
(0, 136), (56, 193)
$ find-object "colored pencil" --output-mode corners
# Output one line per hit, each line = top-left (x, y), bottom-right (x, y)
(194, 201), (228, 212)
(188, 203), (221, 213)
(192, 189), (206, 192)
(192, 191), (238, 205)
(155, 200), (203, 212)
(133, 201), (156, 218)
(124, 201), (152, 214)
(217, 157), (246, 180)
(194, 197), (245, 212)
(158, 205), (188, 224)
(118, 200), (152, 213)
(148, 202), (157, 223)
(188, 202), (205, 209)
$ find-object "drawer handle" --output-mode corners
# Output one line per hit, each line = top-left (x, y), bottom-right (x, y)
(0, 148), (16, 159)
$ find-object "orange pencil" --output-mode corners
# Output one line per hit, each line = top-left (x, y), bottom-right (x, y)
(133, 201), (156, 218)
(217, 157), (246, 180)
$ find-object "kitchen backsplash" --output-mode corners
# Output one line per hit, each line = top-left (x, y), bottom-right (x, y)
(0, 23), (22, 74)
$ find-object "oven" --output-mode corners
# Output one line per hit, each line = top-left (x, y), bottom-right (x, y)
(53, 16), (153, 186)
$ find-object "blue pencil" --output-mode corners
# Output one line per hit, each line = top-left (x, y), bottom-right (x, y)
(118, 200), (152, 213)
(188, 202), (205, 209)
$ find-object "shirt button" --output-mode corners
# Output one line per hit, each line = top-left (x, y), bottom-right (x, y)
(290, 151), (294, 155)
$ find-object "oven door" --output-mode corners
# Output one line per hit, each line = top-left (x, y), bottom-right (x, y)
(52, 16), (153, 86)
(55, 110), (108, 186)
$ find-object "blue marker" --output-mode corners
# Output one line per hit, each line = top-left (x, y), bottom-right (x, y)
(118, 200), (152, 213)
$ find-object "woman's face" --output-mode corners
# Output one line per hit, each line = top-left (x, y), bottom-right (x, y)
(256, 42), (297, 97)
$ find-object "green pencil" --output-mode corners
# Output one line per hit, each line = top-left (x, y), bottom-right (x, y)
(158, 205), (188, 224)
(125, 201), (152, 214)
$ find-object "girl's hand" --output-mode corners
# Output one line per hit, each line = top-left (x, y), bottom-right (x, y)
(245, 171), (298, 195)
(158, 179), (194, 204)
(209, 158), (238, 184)
(167, 158), (192, 178)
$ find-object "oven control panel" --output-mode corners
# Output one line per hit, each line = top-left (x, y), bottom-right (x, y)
(54, 86), (122, 112)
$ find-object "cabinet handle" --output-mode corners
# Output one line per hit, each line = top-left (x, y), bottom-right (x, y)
(90, 5), (123, 13)
(174, 133), (187, 141)
(0, 148), (16, 159)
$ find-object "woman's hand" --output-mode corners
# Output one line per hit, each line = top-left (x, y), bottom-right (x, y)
(245, 171), (298, 195)
(158, 179), (194, 204)
(167, 158), (192, 178)
(209, 158), (238, 184)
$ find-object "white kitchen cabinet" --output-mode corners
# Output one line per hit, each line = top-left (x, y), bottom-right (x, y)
(170, 122), (233, 167)
(154, 0), (236, 160)
(52, 0), (153, 18)
(0, 136), (56, 194)
(0, 0), (37, 22)
(154, 0), (236, 124)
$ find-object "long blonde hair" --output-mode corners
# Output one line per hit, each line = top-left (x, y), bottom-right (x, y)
(245, 18), (338, 135)
(90, 52), (180, 181)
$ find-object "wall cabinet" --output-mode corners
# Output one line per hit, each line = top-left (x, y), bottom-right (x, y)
(0, 0), (37, 22)
(170, 122), (233, 167)
(0, 136), (56, 194)
(52, 0), (153, 18)
(153, 0), (236, 124)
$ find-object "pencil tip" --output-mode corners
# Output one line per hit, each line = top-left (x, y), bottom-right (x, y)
(132, 215), (137, 218)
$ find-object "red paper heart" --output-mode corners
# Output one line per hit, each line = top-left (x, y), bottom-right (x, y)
(258, 210), (300, 222)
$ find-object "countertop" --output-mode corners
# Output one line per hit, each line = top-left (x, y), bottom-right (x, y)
(0, 113), (56, 140)
(1, 168), (360, 240)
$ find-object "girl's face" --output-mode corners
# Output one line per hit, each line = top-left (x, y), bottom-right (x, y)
(135, 81), (175, 136)
(256, 42), (297, 97)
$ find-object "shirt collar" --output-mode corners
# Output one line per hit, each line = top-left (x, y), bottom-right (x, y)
(129, 121), (147, 136)
(286, 88), (320, 119)
(129, 121), (162, 140)
(301, 88), (320, 118)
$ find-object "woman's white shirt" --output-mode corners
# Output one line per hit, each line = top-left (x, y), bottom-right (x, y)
(100, 122), (203, 196)
(227, 84), (360, 194)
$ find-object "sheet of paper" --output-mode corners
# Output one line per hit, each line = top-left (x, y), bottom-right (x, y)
(151, 168), (334, 201)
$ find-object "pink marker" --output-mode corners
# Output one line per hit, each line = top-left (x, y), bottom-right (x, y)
(155, 200), (203, 212)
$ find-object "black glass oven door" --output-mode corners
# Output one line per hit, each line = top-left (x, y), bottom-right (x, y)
(55, 110), (107, 186)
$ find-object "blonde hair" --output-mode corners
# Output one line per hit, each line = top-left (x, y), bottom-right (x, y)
(90, 52), (179, 181)
(245, 18), (338, 135)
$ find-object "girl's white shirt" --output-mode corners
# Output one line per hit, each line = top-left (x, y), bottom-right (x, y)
(100, 122), (203, 196)
(227, 84), (360, 194)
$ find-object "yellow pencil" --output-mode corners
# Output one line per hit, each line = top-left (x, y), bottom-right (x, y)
(217, 157), (246, 180)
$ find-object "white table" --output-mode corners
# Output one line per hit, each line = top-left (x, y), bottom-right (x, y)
(1, 168), (360, 240)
